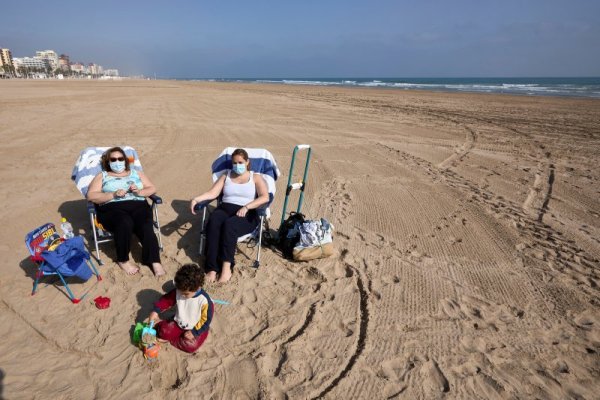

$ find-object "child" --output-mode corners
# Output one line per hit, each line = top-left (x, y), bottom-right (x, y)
(148, 263), (214, 353)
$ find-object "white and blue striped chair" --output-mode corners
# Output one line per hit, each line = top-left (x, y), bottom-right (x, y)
(71, 146), (163, 265)
(194, 147), (280, 268)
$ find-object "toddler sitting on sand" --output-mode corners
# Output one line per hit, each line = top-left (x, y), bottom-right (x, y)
(148, 263), (214, 353)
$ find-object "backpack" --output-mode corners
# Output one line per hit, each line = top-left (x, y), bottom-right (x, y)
(277, 212), (305, 259)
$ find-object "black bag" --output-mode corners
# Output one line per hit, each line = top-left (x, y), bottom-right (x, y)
(277, 212), (305, 259)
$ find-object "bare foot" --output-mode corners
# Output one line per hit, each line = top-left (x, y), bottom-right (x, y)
(205, 270), (217, 283)
(217, 267), (232, 283)
(118, 261), (139, 275)
(152, 263), (166, 277)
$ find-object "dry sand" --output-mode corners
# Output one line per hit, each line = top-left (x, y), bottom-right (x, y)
(0, 80), (599, 399)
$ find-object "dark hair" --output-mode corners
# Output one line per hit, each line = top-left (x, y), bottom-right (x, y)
(174, 263), (205, 292)
(101, 146), (131, 172)
(231, 148), (251, 170)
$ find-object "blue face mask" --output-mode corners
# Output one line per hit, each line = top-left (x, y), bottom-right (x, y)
(110, 161), (126, 173)
(232, 163), (246, 175)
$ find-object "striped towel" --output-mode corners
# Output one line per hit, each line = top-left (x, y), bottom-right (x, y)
(71, 146), (143, 197)
(211, 147), (280, 204)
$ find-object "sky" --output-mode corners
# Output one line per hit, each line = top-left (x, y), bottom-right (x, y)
(2, 0), (599, 78)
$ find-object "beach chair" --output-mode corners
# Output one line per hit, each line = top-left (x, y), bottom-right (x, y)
(194, 147), (280, 268)
(71, 146), (163, 265)
(25, 223), (101, 304)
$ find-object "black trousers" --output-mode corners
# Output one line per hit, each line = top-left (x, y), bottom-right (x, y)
(96, 200), (160, 265)
(205, 202), (259, 273)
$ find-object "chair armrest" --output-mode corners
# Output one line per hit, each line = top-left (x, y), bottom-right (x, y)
(194, 200), (213, 212)
(149, 194), (162, 204)
(87, 201), (97, 214)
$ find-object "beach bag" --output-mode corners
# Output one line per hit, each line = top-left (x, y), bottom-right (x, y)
(292, 218), (334, 261)
(277, 212), (305, 259)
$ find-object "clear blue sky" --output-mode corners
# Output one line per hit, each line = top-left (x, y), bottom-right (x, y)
(2, 0), (599, 77)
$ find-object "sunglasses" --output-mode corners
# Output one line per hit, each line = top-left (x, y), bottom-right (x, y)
(109, 157), (125, 162)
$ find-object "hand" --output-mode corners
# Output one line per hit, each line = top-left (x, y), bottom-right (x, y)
(114, 189), (127, 198)
(148, 311), (160, 324)
(236, 205), (248, 217)
(128, 183), (139, 195)
(183, 331), (195, 341)
(190, 199), (198, 215)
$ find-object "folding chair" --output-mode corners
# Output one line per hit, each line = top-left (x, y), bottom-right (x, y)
(25, 223), (101, 304)
(194, 147), (280, 268)
(70, 146), (163, 265)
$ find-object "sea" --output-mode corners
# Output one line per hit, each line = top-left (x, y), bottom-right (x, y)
(187, 77), (600, 98)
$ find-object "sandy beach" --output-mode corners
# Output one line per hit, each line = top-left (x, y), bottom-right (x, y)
(0, 79), (599, 399)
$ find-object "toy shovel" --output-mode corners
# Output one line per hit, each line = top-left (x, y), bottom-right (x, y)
(142, 320), (157, 343)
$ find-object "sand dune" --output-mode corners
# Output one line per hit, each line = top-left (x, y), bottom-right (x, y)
(0, 80), (599, 399)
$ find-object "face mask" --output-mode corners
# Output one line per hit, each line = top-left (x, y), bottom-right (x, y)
(110, 161), (126, 173)
(232, 163), (246, 175)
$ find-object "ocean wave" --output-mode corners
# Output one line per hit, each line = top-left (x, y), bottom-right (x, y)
(201, 78), (600, 98)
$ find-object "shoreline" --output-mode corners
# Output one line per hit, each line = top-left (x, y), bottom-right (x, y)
(4, 77), (600, 100)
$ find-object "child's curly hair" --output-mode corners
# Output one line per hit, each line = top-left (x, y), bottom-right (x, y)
(174, 263), (205, 292)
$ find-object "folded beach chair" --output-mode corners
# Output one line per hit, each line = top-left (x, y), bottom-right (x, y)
(71, 146), (163, 265)
(194, 147), (280, 268)
(25, 223), (101, 304)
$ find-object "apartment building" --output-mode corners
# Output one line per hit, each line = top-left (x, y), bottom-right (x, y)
(12, 57), (48, 69)
(0, 48), (14, 74)
(59, 54), (70, 71)
(36, 50), (59, 70)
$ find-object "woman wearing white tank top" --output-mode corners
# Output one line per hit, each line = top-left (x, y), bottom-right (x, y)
(190, 149), (269, 283)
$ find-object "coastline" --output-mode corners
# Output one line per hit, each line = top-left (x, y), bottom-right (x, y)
(1, 79), (599, 399)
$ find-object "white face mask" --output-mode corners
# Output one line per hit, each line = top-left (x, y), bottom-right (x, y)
(109, 160), (126, 173)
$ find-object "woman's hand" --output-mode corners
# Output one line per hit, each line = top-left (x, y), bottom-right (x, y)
(190, 199), (199, 215)
(128, 183), (139, 195)
(236, 205), (249, 217)
(183, 331), (195, 341)
(114, 189), (127, 198)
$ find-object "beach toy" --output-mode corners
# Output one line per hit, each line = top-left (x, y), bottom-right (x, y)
(132, 322), (145, 344)
(94, 296), (111, 309)
(143, 342), (160, 361)
(212, 299), (230, 305)
(142, 320), (157, 343)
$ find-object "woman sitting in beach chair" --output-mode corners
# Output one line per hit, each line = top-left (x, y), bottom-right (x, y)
(87, 147), (165, 276)
(190, 148), (270, 283)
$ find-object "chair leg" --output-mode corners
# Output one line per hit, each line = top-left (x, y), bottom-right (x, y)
(56, 272), (77, 303)
(153, 203), (163, 251)
(86, 258), (102, 281)
(253, 216), (264, 268)
(32, 270), (42, 295)
(199, 208), (207, 255)
(90, 212), (103, 265)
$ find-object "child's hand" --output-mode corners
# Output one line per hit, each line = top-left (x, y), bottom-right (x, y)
(183, 331), (195, 341)
(148, 311), (160, 323)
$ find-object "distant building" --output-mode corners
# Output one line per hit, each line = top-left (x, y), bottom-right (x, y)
(13, 57), (47, 69)
(59, 54), (70, 71)
(0, 48), (14, 75)
(88, 63), (103, 75)
(36, 50), (59, 70)
(104, 69), (119, 77)
(70, 62), (85, 74)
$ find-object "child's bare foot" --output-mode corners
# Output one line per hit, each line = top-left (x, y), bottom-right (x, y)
(152, 263), (166, 277)
(118, 261), (139, 275)
(217, 267), (232, 283)
(157, 338), (168, 343)
(205, 271), (217, 283)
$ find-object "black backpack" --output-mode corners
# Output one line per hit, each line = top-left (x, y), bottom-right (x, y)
(277, 212), (305, 259)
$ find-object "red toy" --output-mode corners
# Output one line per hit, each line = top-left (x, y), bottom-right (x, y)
(94, 296), (111, 309)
